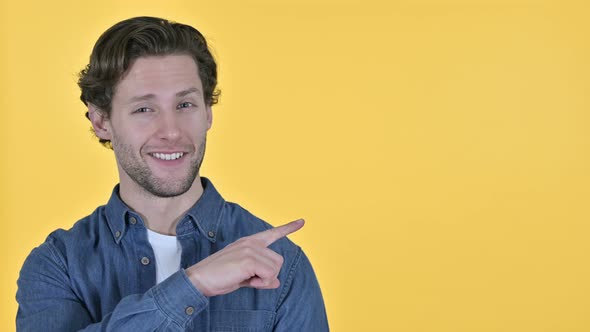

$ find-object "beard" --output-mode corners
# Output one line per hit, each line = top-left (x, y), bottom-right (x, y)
(112, 135), (207, 198)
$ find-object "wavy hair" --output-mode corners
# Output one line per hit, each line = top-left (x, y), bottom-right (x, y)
(78, 16), (220, 148)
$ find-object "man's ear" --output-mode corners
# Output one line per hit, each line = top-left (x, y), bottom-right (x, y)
(88, 104), (112, 141)
(206, 105), (213, 130)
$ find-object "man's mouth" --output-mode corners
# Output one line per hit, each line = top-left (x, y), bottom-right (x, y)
(149, 152), (185, 161)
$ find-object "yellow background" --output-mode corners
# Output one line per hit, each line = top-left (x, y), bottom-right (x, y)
(1, 0), (590, 331)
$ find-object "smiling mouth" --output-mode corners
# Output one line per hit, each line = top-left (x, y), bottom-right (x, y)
(149, 152), (185, 161)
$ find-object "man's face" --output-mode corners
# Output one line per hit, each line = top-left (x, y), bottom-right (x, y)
(96, 55), (212, 198)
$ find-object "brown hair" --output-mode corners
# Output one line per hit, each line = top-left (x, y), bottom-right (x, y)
(78, 16), (220, 147)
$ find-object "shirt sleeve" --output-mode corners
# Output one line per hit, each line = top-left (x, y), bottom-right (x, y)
(16, 242), (208, 332)
(273, 248), (330, 331)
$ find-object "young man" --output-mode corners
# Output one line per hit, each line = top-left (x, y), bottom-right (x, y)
(16, 16), (328, 331)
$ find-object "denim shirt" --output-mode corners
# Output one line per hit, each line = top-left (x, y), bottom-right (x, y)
(16, 178), (329, 331)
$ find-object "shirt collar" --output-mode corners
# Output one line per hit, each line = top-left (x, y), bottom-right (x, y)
(105, 177), (225, 244)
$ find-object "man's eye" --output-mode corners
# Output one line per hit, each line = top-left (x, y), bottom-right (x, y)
(134, 107), (151, 113)
(177, 102), (194, 109)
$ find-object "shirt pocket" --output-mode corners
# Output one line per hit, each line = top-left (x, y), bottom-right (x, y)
(210, 309), (276, 332)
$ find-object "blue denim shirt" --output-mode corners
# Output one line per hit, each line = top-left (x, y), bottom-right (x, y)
(17, 178), (329, 331)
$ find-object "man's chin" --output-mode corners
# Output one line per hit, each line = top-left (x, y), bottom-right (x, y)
(145, 186), (191, 198)
(142, 177), (199, 198)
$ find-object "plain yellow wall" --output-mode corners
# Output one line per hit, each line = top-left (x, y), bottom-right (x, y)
(2, 0), (590, 331)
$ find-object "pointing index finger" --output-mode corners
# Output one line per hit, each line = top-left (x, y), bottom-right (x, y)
(252, 219), (305, 247)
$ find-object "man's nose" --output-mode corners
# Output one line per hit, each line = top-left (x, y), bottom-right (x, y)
(155, 111), (181, 141)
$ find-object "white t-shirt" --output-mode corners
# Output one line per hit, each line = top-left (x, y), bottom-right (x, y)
(146, 229), (182, 284)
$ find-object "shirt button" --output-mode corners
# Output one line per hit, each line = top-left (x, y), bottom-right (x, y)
(185, 306), (194, 315)
(207, 231), (215, 238)
(141, 257), (150, 265)
(115, 231), (121, 238)
(129, 217), (137, 225)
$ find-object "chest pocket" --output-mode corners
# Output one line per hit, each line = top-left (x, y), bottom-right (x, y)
(210, 310), (276, 332)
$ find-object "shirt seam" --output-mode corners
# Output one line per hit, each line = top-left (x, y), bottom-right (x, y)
(274, 245), (302, 311)
(45, 240), (67, 273)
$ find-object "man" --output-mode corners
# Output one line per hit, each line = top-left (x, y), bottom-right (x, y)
(16, 16), (328, 331)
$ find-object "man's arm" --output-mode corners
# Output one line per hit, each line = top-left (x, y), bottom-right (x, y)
(17, 241), (207, 331)
(17, 219), (305, 331)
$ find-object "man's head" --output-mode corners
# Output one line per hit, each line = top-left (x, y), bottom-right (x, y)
(79, 17), (218, 198)
(78, 16), (219, 148)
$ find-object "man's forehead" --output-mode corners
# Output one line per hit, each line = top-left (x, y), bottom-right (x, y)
(115, 54), (203, 100)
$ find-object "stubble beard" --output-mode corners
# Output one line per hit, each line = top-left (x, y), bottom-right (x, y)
(113, 137), (207, 198)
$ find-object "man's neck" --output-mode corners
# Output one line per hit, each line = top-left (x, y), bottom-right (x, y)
(118, 177), (205, 236)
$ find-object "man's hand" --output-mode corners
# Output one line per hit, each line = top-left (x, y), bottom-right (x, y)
(186, 219), (305, 297)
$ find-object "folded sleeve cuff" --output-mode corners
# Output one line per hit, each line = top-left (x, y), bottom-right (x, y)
(151, 269), (209, 328)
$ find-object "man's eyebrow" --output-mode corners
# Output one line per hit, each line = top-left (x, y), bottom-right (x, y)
(176, 87), (202, 98)
(128, 88), (202, 103)
(129, 94), (156, 103)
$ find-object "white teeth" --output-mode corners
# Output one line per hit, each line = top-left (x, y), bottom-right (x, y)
(152, 152), (184, 160)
